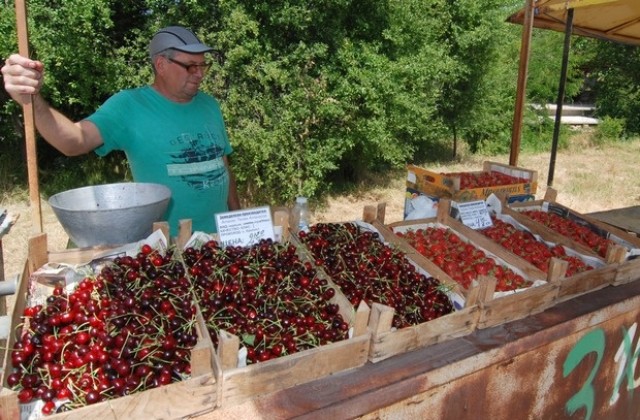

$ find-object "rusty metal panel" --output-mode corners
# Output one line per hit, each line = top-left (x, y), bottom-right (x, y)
(360, 289), (640, 419)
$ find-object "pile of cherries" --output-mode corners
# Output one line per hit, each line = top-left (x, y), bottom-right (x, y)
(396, 226), (532, 292)
(7, 245), (197, 415)
(182, 239), (350, 364)
(298, 222), (454, 329)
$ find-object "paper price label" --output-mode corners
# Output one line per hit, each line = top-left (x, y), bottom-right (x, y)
(215, 206), (274, 248)
(457, 200), (493, 230)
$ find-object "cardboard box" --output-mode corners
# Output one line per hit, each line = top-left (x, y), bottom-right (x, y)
(405, 161), (538, 219)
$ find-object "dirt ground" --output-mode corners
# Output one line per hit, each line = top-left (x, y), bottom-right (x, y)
(2, 138), (640, 287)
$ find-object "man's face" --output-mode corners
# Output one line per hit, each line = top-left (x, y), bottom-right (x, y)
(158, 52), (210, 102)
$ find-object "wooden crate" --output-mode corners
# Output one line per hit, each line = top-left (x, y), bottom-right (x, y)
(383, 204), (560, 330)
(174, 229), (371, 409)
(0, 233), (217, 420)
(290, 213), (481, 364)
(452, 200), (619, 304)
(345, 220), (482, 363)
(210, 290), (371, 408)
(507, 190), (640, 261)
(505, 189), (640, 286)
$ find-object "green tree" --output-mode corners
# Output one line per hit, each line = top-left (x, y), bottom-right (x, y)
(2, 1), (629, 207)
(591, 42), (640, 135)
(436, 0), (515, 156)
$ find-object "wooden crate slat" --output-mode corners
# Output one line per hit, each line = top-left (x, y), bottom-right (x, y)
(215, 333), (370, 408)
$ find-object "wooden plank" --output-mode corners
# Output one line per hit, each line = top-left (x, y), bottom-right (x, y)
(37, 376), (216, 420)
(217, 330), (240, 370)
(362, 205), (377, 223)
(376, 202), (387, 224)
(588, 205), (640, 236)
(614, 257), (640, 285)
(368, 303), (481, 363)
(27, 234), (48, 274)
(176, 219), (193, 249)
(352, 300), (371, 338)
(477, 281), (558, 329)
(48, 245), (121, 266)
(152, 221), (170, 241)
(15, 0), (43, 233)
(556, 264), (617, 303)
(272, 208), (290, 242)
(0, 388), (18, 420)
(215, 333), (370, 408)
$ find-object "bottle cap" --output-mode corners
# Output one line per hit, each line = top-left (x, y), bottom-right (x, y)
(296, 196), (308, 204)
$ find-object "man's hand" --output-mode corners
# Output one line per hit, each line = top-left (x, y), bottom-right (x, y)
(1, 54), (44, 105)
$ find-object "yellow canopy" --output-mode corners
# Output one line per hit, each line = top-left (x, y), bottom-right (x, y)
(508, 0), (640, 46)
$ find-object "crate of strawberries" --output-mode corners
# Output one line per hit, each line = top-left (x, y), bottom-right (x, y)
(406, 161), (537, 206)
(505, 197), (640, 288)
(383, 208), (564, 329)
(294, 221), (480, 363)
(506, 200), (640, 263)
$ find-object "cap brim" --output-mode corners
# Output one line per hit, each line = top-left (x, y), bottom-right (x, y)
(173, 44), (214, 54)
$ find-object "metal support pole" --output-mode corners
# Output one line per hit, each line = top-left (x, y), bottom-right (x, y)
(548, 8), (574, 187)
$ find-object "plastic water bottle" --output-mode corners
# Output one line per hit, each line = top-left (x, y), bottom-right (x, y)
(292, 196), (311, 234)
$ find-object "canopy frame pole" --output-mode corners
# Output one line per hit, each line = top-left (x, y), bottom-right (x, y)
(15, 0), (43, 233)
(548, 7), (574, 187)
(509, 0), (536, 167)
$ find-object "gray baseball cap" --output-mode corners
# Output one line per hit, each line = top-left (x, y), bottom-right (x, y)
(149, 26), (214, 57)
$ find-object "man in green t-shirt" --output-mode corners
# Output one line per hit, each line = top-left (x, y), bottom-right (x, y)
(2, 26), (240, 236)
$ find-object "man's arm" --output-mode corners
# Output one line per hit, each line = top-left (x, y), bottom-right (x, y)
(2, 54), (103, 156)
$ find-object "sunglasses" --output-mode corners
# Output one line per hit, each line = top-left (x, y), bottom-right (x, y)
(167, 57), (211, 74)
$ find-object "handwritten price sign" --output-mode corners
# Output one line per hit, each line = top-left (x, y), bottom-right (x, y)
(457, 200), (493, 230)
(215, 206), (275, 248)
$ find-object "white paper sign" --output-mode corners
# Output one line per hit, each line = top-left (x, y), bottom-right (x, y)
(457, 200), (493, 230)
(215, 206), (275, 248)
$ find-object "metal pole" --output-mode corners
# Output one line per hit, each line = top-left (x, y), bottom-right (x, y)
(509, 0), (536, 167)
(548, 8), (574, 187)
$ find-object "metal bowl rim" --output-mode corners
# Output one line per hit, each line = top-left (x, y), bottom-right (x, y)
(48, 182), (172, 212)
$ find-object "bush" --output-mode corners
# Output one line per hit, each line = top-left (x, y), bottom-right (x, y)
(592, 116), (625, 145)
(520, 114), (569, 153)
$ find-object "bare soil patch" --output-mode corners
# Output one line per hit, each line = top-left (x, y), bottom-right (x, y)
(2, 139), (640, 285)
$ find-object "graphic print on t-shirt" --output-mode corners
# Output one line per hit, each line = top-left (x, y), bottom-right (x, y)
(166, 132), (228, 191)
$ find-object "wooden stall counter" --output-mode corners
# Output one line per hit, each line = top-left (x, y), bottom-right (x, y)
(588, 205), (640, 236)
(194, 278), (640, 419)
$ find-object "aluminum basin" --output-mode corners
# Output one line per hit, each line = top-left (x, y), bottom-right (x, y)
(48, 182), (171, 247)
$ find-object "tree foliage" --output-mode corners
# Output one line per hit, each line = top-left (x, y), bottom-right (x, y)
(1, 1), (636, 206)
(590, 42), (640, 135)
